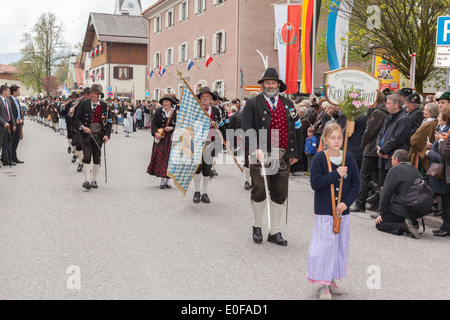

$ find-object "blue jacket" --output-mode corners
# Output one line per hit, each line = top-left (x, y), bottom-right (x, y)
(310, 151), (360, 216)
(304, 136), (318, 155)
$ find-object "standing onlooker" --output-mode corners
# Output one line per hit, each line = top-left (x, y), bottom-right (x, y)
(308, 122), (360, 300)
(0, 85), (16, 166)
(135, 104), (143, 129)
(304, 127), (317, 175)
(8, 85), (24, 163)
(405, 93), (424, 136)
(351, 93), (389, 213)
(376, 94), (412, 188)
(435, 103), (450, 237)
(123, 102), (134, 137)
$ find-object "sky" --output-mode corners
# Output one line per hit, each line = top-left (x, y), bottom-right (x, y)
(1, 0), (157, 55)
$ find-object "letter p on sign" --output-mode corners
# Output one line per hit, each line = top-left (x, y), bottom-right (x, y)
(436, 16), (450, 46)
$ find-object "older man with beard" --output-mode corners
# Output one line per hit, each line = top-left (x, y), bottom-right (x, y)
(242, 68), (303, 246)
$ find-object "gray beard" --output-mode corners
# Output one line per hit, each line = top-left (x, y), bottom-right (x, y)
(262, 87), (279, 98)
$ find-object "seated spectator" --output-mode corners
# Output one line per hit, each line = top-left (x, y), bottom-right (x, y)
(375, 149), (422, 239)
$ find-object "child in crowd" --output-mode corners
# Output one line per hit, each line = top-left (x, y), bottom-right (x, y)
(307, 122), (360, 300)
(304, 127), (318, 176)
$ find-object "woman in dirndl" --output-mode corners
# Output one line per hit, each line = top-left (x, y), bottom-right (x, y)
(147, 94), (177, 189)
(123, 102), (134, 137)
(307, 122), (360, 300)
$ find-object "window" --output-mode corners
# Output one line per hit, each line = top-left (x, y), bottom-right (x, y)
(166, 48), (174, 66)
(213, 30), (226, 55)
(154, 88), (161, 101)
(194, 37), (206, 60)
(154, 52), (161, 69)
(166, 87), (174, 94)
(113, 67), (134, 80)
(212, 80), (225, 98)
(179, 42), (189, 63)
(195, 0), (206, 14)
(179, 1), (189, 22)
(154, 15), (162, 33)
(166, 9), (174, 28)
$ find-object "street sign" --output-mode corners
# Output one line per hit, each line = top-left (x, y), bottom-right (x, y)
(145, 91), (150, 97)
(108, 91), (113, 98)
(244, 86), (261, 92)
(107, 86), (113, 92)
(435, 46), (450, 68)
(436, 16), (450, 46)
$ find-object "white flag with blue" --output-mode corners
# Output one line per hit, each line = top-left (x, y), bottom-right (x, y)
(167, 83), (212, 195)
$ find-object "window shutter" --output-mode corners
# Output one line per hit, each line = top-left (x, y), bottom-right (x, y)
(202, 0), (206, 12)
(129, 67), (133, 80)
(193, 40), (198, 59)
(222, 31), (226, 53)
(212, 33), (217, 55)
(113, 66), (119, 79)
(165, 12), (169, 28)
(202, 37), (206, 58)
(178, 45), (182, 63)
(179, 4), (182, 21)
(154, 18), (157, 33)
(194, 0), (198, 14)
(101, 67), (105, 80)
(186, 1), (189, 19)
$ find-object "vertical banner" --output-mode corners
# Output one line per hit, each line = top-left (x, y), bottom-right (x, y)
(274, 4), (302, 94)
(410, 53), (416, 91)
(301, 0), (321, 94)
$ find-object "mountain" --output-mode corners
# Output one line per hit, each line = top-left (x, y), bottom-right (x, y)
(0, 52), (22, 65)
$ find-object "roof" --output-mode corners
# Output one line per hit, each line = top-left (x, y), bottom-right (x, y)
(82, 13), (148, 52)
(0, 64), (18, 74)
(142, 0), (166, 15)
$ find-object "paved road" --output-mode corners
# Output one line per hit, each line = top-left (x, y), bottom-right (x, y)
(1, 119), (449, 300)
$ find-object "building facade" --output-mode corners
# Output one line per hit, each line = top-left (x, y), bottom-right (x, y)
(143, 0), (337, 101)
(81, 11), (148, 100)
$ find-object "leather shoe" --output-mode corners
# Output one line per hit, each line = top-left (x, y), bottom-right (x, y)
(433, 230), (450, 237)
(91, 181), (98, 189)
(160, 184), (166, 189)
(3, 161), (16, 166)
(350, 205), (365, 213)
(82, 181), (91, 189)
(201, 193), (210, 203)
(244, 181), (252, 190)
(13, 159), (24, 164)
(267, 232), (288, 246)
(71, 155), (78, 163)
(252, 226), (263, 244)
(67, 147), (72, 153)
(77, 164), (83, 172)
(193, 191), (201, 203)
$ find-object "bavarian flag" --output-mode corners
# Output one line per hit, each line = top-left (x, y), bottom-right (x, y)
(167, 82), (212, 195)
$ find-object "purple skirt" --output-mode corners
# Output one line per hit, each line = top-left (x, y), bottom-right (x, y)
(147, 132), (173, 178)
(306, 215), (350, 286)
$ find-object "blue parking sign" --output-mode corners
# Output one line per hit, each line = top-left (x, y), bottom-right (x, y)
(436, 16), (450, 46)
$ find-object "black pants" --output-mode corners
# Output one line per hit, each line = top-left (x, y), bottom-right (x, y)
(440, 193), (450, 232)
(355, 156), (379, 207)
(82, 134), (103, 165)
(250, 159), (290, 205)
(1, 129), (12, 163)
(375, 210), (406, 235)
(11, 123), (21, 160)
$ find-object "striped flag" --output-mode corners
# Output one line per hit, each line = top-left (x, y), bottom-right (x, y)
(274, 4), (302, 94)
(166, 81), (212, 195)
(187, 59), (195, 71)
(205, 54), (214, 67)
(326, 0), (354, 71)
(159, 66), (166, 77)
(148, 68), (154, 79)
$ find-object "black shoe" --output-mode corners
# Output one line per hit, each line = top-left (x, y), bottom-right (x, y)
(244, 181), (252, 190)
(201, 193), (210, 203)
(77, 164), (83, 172)
(434, 210), (443, 217)
(68, 147), (72, 153)
(366, 203), (379, 212)
(370, 213), (379, 219)
(433, 230), (450, 237)
(82, 181), (91, 189)
(165, 184), (171, 189)
(267, 232), (288, 246)
(350, 205), (365, 213)
(193, 191), (201, 203)
(403, 218), (420, 239)
(160, 184), (166, 189)
(91, 181), (98, 189)
(12, 159), (23, 164)
(212, 169), (218, 176)
(3, 162), (16, 166)
(367, 190), (380, 205)
(71, 155), (78, 163)
(252, 226), (263, 244)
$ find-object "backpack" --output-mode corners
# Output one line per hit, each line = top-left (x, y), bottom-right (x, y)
(399, 177), (434, 219)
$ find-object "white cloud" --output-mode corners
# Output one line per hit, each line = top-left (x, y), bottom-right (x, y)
(1, 0), (157, 55)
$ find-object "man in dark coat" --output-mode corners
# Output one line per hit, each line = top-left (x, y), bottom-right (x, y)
(405, 93), (424, 136)
(375, 149), (422, 238)
(0, 85), (16, 167)
(7, 85), (24, 164)
(376, 94), (412, 188)
(241, 68), (303, 246)
(351, 95), (389, 212)
(75, 84), (112, 189)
